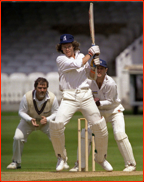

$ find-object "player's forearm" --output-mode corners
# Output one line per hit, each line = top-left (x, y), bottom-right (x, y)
(18, 110), (32, 122)
(46, 113), (57, 122)
(99, 100), (113, 107)
(19, 95), (32, 122)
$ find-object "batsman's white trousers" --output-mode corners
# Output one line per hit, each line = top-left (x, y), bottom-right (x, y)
(50, 89), (106, 160)
(12, 120), (50, 163)
(57, 89), (101, 126)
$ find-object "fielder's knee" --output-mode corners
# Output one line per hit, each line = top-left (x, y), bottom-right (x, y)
(114, 132), (127, 141)
(13, 128), (25, 142)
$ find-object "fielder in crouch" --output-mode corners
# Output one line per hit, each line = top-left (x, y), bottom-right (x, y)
(7, 77), (69, 169)
(70, 59), (136, 172)
(49, 34), (113, 171)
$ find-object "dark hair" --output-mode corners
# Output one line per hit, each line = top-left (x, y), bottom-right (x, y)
(34, 77), (49, 88)
(56, 41), (80, 53)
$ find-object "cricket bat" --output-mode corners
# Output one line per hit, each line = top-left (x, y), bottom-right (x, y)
(89, 3), (95, 46)
(89, 2), (97, 79)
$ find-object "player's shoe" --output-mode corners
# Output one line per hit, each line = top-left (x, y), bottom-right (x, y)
(64, 157), (69, 169)
(69, 161), (85, 172)
(56, 154), (65, 171)
(123, 165), (136, 172)
(69, 161), (78, 171)
(7, 161), (21, 169)
(96, 159), (113, 172)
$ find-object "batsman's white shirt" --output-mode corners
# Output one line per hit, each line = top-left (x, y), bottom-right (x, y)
(87, 75), (124, 113)
(55, 50), (101, 126)
(57, 50), (90, 91)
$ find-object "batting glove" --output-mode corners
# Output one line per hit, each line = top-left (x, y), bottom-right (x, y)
(93, 55), (100, 66)
(88, 45), (100, 57)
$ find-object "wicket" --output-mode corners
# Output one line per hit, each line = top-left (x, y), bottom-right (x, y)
(78, 118), (95, 171)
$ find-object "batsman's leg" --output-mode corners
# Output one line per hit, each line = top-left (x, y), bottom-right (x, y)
(49, 120), (66, 171)
(90, 117), (108, 162)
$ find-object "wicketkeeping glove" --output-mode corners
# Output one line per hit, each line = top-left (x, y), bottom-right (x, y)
(88, 45), (100, 57)
(94, 98), (100, 106)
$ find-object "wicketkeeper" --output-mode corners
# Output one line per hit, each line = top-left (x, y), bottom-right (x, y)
(70, 59), (136, 172)
(49, 34), (113, 171)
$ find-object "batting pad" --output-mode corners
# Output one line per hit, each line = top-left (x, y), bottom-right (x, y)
(115, 132), (136, 166)
(91, 117), (108, 163)
(49, 120), (66, 159)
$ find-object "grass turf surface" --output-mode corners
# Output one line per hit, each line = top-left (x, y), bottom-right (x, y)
(1, 111), (143, 181)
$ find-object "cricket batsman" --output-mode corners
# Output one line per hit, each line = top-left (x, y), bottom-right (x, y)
(49, 34), (113, 171)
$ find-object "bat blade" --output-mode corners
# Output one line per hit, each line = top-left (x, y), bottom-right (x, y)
(89, 3), (95, 46)
(89, 3), (97, 80)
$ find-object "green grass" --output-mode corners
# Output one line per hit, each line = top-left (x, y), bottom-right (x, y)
(1, 111), (143, 181)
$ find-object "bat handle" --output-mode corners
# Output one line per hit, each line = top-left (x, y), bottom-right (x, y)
(93, 54), (99, 58)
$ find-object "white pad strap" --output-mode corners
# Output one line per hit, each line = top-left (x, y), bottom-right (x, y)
(49, 120), (66, 159)
(115, 132), (136, 166)
(114, 132), (127, 141)
(91, 117), (108, 163)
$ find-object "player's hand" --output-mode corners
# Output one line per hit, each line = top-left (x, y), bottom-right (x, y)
(90, 55), (100, 67)
(93, 55), (100, 66)
(31, 118), (39, 127)
(88, 45), (100, 57)
(94, 98), (100, 106)
(40, 116), (47, 125)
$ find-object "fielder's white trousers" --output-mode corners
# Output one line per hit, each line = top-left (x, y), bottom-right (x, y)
(102, 111), (136, 167)
(12, 120), (50, 163)
(80, 111), (136, 167)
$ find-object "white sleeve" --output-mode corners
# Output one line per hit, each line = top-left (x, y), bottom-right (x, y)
(85, 63), (91, 79)
(56, 54), (83, 73)
(100, 84), (117, 107)
(18, 95), (33, 122)
(46, 96), (59, 122)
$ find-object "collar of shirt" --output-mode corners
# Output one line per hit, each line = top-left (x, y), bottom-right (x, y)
(74, 50), (80, 58)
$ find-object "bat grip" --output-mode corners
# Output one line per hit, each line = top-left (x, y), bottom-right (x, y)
(93, 54), (99, 58)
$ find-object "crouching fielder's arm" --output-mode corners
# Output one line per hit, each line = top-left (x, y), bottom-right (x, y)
(18, 95), (33, 123)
